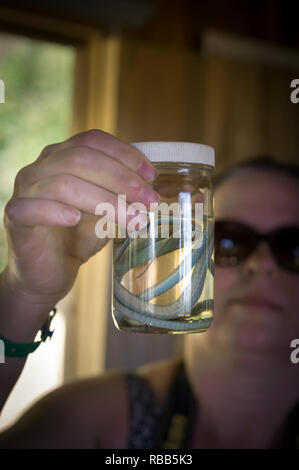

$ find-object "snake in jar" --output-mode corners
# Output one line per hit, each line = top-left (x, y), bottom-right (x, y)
(113, 214), (214, 331)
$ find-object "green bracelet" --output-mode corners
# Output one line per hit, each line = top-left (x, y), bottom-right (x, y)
(0, 308), (57, 358)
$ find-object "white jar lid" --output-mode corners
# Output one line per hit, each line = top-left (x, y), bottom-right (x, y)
(131, 141), (215, 167)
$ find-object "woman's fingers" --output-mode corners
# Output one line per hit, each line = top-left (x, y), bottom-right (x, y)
(28, 146), (160, 205)
(4, 197), (82, 227)
(14, 174), (155, 226)
(65, 129), (157, 181)
(6, 130), (159, 246)
(36, 130), (157, 182)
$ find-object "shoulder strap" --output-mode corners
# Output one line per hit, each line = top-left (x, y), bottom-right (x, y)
(153, 360), (196, 449)
(125, 372), (162, 449)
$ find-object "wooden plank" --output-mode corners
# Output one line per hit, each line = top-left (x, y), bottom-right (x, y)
(64, 34), (121, 380)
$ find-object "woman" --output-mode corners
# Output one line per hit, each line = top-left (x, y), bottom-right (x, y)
(0, 130), (298, 448)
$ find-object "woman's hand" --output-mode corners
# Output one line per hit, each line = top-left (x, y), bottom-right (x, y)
(3, 129), (159, 307)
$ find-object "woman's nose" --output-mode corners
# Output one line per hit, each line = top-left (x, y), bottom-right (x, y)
(241, 240), (279, 277)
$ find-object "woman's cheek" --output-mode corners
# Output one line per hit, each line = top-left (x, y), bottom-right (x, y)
(214, 266), (239, 297)
(212, 267), (237, 324)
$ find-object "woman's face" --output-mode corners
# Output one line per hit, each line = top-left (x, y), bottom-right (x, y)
(209, 169), (299, 357)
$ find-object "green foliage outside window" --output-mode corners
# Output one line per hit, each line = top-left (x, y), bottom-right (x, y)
(0, 33), (75, 272)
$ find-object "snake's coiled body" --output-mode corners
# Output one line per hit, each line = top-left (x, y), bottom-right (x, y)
(113, 214), (214, 332)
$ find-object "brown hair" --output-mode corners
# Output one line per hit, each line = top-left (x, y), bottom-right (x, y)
(212, 155), (299, 189)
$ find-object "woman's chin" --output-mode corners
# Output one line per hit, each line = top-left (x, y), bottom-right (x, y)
(224, 324), (294, 372)
(234, 324), (271, 350)
(210, 320), (286, 359)
(213, 302), (287, 354)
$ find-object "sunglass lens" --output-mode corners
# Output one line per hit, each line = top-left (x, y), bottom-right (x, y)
(271, 227), (299, 273)
(215, 221), (256, 267)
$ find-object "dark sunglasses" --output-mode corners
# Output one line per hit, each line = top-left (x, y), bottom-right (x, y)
(215, 220), (299, 274)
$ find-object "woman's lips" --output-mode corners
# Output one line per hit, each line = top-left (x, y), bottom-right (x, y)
(232, 297), (281, 312)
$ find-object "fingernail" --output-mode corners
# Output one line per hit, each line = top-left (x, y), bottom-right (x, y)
(63, 207), (81, 224)
(139, 186), (160, 205)
(138, 161), (158, 182)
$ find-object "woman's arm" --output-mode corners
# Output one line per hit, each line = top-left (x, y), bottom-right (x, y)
(0, 270), (55, 413)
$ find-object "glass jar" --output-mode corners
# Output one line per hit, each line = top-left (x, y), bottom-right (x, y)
(113, 142), (215, 334)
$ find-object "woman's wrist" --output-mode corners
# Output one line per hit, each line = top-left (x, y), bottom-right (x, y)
(0, 268), (56, 343)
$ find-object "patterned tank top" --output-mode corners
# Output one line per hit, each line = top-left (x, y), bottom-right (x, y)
(124, 360), (196, 449)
